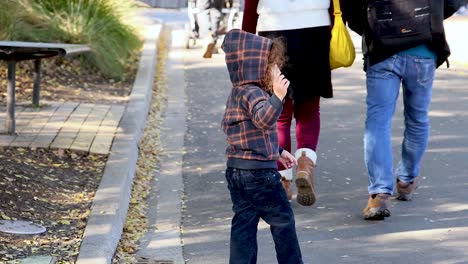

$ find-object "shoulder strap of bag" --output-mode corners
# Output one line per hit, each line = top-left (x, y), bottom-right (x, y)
(332, 0), (342, 15)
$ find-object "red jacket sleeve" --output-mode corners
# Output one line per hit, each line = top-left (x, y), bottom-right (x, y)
(242, 0), (260, 33)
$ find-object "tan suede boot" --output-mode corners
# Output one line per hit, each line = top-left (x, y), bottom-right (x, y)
(396, 178), (419, 201)
(363, 193), (391, 220)
(281, 177), (293, 201)
(279, 169), (293, 201)
(295, 148), (317, 206)
(202, 35), (216, 59)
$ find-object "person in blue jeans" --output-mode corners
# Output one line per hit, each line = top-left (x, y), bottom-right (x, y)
(343, 0), (468, 220)
(221, 29), (303, 263)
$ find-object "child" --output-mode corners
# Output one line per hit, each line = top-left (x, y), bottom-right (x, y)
(221, 29), (303, 264)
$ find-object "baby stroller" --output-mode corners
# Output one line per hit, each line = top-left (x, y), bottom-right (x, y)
(186, 0), (242, 49)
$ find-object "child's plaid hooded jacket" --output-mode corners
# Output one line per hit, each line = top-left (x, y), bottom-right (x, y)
(221, 29), (283, 169)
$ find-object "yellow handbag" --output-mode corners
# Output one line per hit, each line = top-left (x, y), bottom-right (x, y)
(329, 0), (355, 70)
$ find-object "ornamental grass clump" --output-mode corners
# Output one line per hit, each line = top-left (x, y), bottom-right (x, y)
(0, 0), (142, 79)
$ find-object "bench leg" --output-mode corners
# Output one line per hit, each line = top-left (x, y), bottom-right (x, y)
(6, 60), (16, 134)
(32, 59), (41, 107)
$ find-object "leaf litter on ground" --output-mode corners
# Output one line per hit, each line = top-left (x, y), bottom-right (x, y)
(0, 147), (107, 263)
(112, 28), (168, 264)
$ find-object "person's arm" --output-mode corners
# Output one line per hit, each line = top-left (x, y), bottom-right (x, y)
(342, 0), (366, 35)
(242, 0), (259, 33)
(244, 64), (288, 131)
(445, 0), (468, 18)
(244, 90), (283, 130)
(279, 149), (297, 169)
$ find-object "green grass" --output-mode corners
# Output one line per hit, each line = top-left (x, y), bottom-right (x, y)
(0, 0), (143, 79)
(0, 0), (41, 41)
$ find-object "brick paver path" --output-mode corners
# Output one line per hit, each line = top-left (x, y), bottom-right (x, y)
(0, 101), (125, 154)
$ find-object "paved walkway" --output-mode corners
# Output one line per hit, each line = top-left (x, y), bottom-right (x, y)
(4, 9), (467, 264)
(179, 39), (468, 264)
(0, 102), (125, 154)
(140, 11), (468, 264)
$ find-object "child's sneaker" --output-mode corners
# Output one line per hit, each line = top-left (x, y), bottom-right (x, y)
(396, 178), (419, 201)
(363, 193), (391, 220)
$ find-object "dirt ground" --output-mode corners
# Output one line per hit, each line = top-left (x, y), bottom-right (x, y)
(0, 54), (138, 263)
(0, 147), (107, 263)
(0, 55), (138, 106)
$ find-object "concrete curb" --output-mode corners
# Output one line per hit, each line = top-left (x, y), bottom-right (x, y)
(76, 22), (163, 264)
(136, 23), (187, 264)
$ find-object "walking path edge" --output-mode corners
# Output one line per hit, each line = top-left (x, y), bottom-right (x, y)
(76, 21), (163, 264)
(136, 23), (187, 264)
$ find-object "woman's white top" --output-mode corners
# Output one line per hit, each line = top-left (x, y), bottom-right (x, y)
(256, 0), (331, 32)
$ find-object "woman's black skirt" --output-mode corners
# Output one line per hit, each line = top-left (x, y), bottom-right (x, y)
(259, 26), (333, 104)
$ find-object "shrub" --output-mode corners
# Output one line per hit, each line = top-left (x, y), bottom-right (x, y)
(0, 0), (143, 79)
(0, 0), (43, 41)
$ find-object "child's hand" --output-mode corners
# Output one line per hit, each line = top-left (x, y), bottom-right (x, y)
(271, 64), (289, 100)
(279, 150), (297, 169)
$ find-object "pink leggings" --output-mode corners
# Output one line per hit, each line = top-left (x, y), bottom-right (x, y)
(277, 97), (320, 171)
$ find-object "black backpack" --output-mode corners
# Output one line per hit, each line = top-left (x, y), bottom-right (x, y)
(366, 0), (433, 50)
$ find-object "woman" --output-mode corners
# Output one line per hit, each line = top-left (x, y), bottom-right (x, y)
(242, 0), (333, 206)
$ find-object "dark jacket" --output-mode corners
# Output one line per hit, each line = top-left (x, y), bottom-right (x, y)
(221, 29), (284, 170)
(343, 0), (468, 68)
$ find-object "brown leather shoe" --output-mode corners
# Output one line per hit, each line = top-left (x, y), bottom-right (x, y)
(202, 42), (215, 58)
(202, 36), (216, 58)
(396, 178), (419, 201)
(363, 193), (391, 220)
(281, 177), (293, 201)
(295, 151), (316, 206)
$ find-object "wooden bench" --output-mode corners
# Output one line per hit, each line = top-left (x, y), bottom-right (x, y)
(0, 41), (91, 134)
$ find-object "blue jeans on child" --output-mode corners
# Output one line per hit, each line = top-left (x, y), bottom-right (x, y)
(364, 54), (435, 195)
(225, 167), (303, 264)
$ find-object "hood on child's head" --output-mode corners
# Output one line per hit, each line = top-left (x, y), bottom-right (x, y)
(222, 29), (272, 88)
